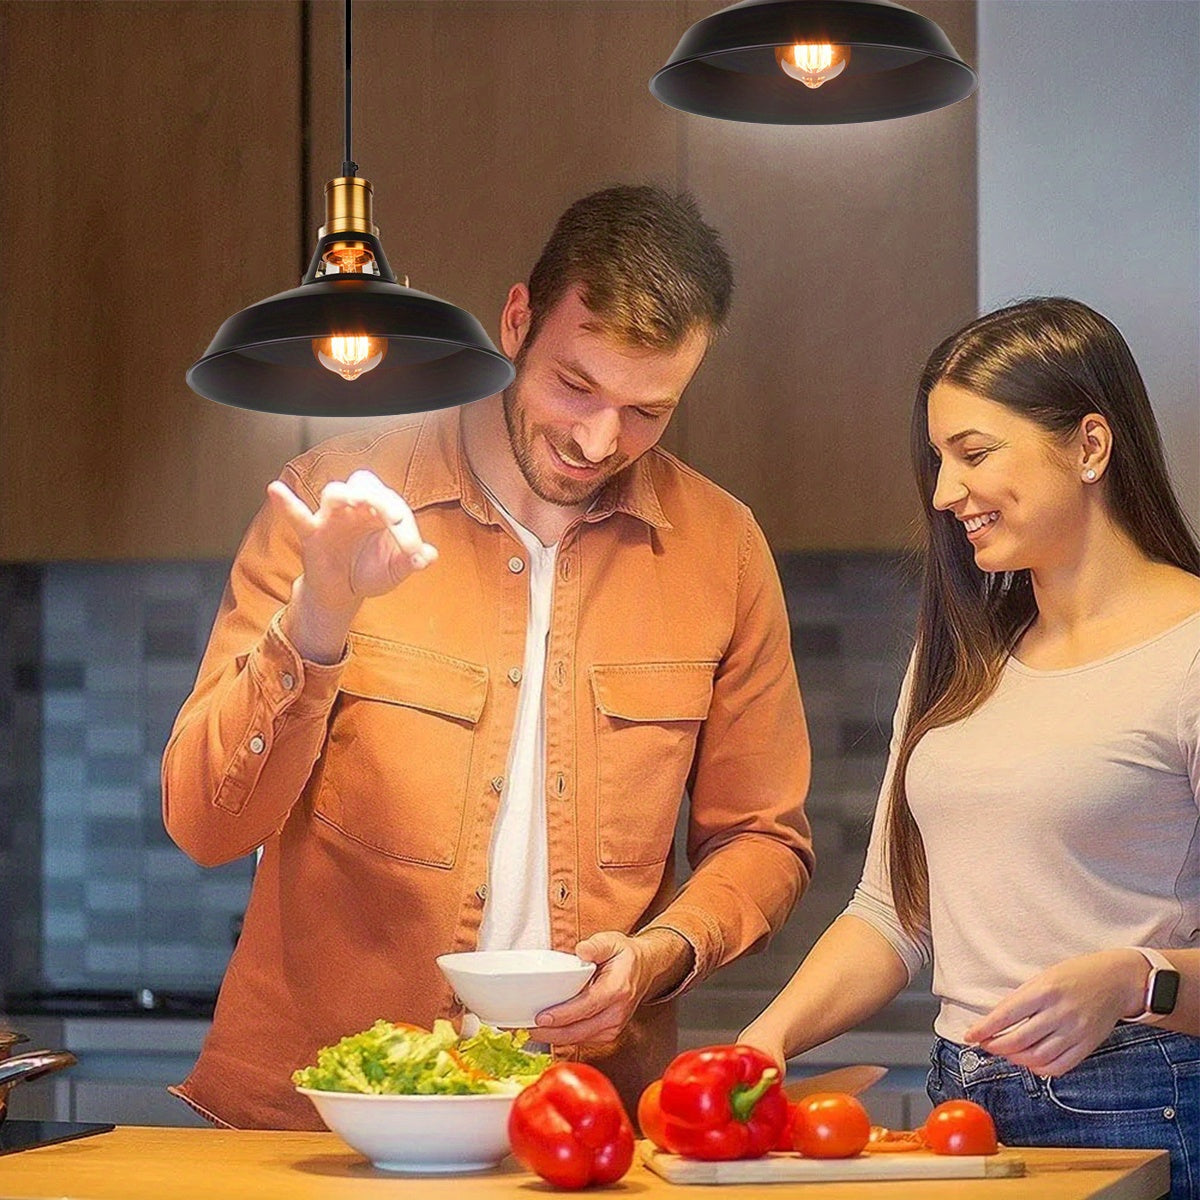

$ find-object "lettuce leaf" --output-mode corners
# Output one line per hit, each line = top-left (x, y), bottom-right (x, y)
(292, 1018), (550, 1095)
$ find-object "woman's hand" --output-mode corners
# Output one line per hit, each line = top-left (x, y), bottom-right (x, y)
(963, 949), (1148, 1076)
(735, 1020), (788, 1075)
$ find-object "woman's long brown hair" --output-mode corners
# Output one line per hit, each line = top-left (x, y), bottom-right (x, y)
(888, 297), (1200, 937)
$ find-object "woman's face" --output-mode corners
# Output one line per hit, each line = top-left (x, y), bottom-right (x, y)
(926, 382), (1089, 575)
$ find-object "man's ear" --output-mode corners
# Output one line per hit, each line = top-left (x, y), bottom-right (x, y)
(500, 283), (532, 359)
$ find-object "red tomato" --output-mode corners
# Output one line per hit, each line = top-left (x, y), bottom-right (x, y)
(865, 1125), (924, 1153)
(922, 1100), (999, 1156)
(791, 1092), (871, 1158)
(637, 1079), (670, 1151)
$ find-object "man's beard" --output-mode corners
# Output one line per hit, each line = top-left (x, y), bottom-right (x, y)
(501, 371), (628, 507)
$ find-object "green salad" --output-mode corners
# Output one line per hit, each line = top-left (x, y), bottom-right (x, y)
(292, 1019), (552, 1096)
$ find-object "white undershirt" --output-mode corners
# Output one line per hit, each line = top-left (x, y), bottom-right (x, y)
(476, 492), (556, 953)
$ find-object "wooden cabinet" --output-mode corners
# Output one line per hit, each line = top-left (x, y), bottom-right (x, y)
(0, 1), (306, 560)
(1, 0), (976, 557)
(677, 0), (978, 550)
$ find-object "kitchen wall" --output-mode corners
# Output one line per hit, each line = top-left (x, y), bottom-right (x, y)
(0, 552), (920, 1019)
(977, 0), (1200, 524)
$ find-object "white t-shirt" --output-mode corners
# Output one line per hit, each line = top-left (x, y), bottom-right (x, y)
(844, 611), (1200, 1043)
(476, 494), (556, 953)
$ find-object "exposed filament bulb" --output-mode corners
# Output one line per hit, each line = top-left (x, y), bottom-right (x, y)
(313, 335), (387, 381)
(775, 42), (850, 88)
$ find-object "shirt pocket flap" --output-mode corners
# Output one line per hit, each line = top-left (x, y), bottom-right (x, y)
(590, 661), (717, 722)
(342, 635), (488, 724)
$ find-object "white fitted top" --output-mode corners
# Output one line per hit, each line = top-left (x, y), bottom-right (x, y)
(844, 611), (1200, 1043)
(476, 493), (556, 953)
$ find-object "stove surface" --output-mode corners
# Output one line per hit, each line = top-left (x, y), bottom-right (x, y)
(0, 1119), (114, 1156)
(3, 988), (217, 1018)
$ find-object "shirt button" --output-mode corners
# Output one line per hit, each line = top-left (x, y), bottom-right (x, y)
(475, 884), (489, 902)
(508, 556), (525, 574)
(508, 667), (523, 684)
(280, 672), (296, 691)
(491, 776), (505, 793)
(249, 734), (266, 754)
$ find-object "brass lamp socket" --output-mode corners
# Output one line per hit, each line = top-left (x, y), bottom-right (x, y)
(319, 176), (379, 238)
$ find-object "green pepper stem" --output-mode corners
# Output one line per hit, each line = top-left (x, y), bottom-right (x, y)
(729, 1067), (779, 1123)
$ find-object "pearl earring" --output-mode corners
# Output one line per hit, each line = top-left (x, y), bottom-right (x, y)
(1083, 468), (1097, 481)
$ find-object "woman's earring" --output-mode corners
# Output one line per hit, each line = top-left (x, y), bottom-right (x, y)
(1083, 468), (1097, 481)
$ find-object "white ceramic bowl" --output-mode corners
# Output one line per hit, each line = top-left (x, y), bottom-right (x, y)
(436, 948), (596, 1027)
(297, 1087), (518, 1173)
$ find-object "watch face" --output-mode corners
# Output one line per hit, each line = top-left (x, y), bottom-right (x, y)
(1150, 969), (1181, 1016)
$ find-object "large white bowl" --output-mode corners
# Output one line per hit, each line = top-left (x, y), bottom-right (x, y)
(297, 1087), (518, 1173)
(436, 948), (596, 1027)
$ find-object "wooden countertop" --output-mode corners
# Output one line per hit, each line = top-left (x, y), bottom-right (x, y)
(0, 1127), (1169, 1200)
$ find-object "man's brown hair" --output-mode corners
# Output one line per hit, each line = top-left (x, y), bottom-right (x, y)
(526, 185), (733, 350)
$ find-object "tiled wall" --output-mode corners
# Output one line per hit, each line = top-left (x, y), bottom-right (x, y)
(3, 552), (922, 1004)
(39, 563), (252, 989)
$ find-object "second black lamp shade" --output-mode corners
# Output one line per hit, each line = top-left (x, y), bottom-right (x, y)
(651, 0), (977, 124)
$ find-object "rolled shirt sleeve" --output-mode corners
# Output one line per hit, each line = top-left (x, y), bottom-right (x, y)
(642, 507), (815, 998)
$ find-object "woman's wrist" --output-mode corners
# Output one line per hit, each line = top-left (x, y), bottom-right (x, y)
(1112, 948), (1153, 1020)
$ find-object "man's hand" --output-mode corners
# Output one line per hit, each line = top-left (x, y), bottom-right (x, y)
(269, 470), (439, 662)
(531, 929), (693, 1047)
(962, 949), (1149, 1077)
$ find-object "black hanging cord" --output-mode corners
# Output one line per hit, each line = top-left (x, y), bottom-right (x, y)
(342, 0), (358, 177)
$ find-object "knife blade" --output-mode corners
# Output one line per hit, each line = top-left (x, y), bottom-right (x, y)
(782, 1063), (888, 1100)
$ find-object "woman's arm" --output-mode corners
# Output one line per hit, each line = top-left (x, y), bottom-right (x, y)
(739, 914), (911, 1069)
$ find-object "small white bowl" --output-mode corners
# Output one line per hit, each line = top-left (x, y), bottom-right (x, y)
(436, 948), (596, 1027)
(297, 1087), (517, 1173)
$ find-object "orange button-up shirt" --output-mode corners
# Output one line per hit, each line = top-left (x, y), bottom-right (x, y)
(163, 408), (813, 1128)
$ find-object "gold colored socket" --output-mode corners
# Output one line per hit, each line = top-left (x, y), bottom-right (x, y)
(319, 176), (379, 238)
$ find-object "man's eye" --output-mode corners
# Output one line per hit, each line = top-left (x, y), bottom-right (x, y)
(560, 377), (589, 394)
(635, 408), (665, 420)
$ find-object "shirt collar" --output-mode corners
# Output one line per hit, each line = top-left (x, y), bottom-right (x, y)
(403, 407), (672, 532)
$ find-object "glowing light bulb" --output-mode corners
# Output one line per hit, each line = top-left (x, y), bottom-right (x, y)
(775, 42), (850, 88)
(313, 335), (387, 381)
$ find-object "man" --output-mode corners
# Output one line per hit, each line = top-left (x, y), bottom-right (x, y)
(163, 185), (813, 1128)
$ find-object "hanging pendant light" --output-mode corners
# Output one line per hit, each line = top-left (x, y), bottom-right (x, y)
(651, 0), (976, 124)
(187, 1), (513, 417)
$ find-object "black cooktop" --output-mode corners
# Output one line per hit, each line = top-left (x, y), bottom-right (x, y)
(0, 1119), (114, 1156)
(2, 988), (217, 1018)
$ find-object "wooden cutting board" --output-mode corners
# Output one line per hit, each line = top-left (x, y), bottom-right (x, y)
(639, 1142), (1025, 1185)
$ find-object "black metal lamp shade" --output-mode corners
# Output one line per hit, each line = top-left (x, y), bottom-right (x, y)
(651, 0), (977, 124)
(187, 277), (514, 417)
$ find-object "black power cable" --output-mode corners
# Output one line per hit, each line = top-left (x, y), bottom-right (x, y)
(342, 0), (357, 177)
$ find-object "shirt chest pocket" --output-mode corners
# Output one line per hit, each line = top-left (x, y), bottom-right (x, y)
(591, 661), (717, 868)
(313, 635), (488, 868)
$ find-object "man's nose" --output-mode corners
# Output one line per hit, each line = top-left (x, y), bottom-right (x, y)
(931, 462), (967, 511)
(573, 408), (620, 463)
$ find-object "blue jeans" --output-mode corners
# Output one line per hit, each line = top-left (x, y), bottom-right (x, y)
(928, 1024), (1200, 1200)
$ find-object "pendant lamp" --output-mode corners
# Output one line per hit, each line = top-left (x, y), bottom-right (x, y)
(187, 1), (513, 417)
(651, 0), (976, 124)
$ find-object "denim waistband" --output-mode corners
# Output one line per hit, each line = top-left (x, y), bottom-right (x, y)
(931, 1022), (1200, 1090)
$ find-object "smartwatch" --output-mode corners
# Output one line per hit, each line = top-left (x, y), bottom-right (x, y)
(1128, 947), (1181, 1023)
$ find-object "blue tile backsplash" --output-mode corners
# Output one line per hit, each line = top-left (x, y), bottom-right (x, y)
(2, 552), (921, 1009)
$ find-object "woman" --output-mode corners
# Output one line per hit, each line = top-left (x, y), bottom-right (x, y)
(741, 298), (1199, 1198)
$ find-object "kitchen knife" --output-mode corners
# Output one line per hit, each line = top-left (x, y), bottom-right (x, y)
(782, 1063), (888, 1100)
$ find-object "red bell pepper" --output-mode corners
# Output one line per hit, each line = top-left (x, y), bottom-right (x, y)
(658, 1044), (789, 1160)
(508, 1062), (635, 1189)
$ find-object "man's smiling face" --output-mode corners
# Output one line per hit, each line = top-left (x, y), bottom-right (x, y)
(500, 284), (708, 507)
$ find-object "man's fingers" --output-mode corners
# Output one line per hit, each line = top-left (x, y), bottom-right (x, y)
(344, 470), (433, 562)
(266, 479), (318, 536)
(533, 1017), (623, 1047)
